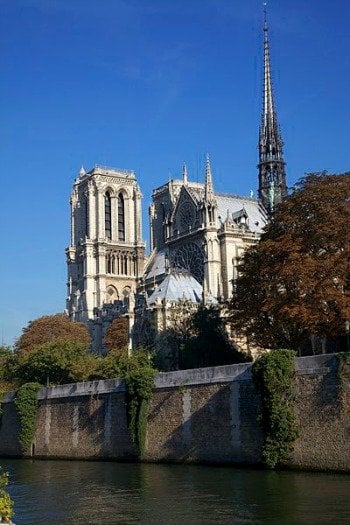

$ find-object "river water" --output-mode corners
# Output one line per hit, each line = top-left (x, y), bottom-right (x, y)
(2, 459), (350, 524)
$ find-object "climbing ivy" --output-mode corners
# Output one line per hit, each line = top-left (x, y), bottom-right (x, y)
(14, 382), (41, 453)
(124, 356), (156, 457)
(0, 468), (14, 524)
(337, 352), (350, 409)
(252, 349), (300, 469)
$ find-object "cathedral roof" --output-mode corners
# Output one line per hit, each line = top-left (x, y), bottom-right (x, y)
(143, 248), (167, 281)
(147, 270), (216, 305)
(216, 193), (268, 234)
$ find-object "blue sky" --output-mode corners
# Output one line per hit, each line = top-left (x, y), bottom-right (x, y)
(0, 0), (349, 345)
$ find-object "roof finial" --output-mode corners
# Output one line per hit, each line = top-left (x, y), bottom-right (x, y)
(204, 153), (215, 202)
(79, 165), (86, 177)
(182, 162), (188, 184)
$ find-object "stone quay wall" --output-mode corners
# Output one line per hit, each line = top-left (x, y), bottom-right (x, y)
(0, 354), (349, 472)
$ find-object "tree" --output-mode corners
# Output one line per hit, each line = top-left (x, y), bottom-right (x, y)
(104, 317), (129, 354)
(15, 314), (91, 354)
(0, 347), (14, 381)
(230, 172), (350, 351)
(154, 301), (195, 371)
(14, 340), (92, 385)
(180, 305), (250, 369)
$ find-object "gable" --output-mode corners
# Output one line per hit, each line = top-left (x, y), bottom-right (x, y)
(171, 186), (200, 235)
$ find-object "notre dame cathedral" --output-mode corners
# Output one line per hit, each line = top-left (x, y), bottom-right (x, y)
(66, 14), (287, 354)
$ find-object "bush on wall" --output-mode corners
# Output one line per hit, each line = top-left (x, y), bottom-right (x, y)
(122, 351), (156, 457)
(14, 382), (41, 453)
(252, 349), (300, 469)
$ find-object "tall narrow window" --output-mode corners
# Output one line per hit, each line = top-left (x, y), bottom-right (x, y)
(106, 255), (112, 274)
(85, 196), (89, 238)
(105, 192), (111, 239)
(118, 193), (125, 241)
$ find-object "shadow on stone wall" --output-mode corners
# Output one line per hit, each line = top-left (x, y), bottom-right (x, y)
(147, 382), (263, 465)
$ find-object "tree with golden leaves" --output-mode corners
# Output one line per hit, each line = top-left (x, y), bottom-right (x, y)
(15, 313), (91, 354)
(104, 317), (129, 354)
(230, 172), (350, 351)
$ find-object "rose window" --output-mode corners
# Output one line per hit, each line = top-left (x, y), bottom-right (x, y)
(171, 242), (204, 283)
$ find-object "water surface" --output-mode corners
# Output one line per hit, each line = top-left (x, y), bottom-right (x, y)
(2, 459), (350, 524)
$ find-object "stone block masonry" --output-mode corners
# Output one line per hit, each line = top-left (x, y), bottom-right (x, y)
(0, 355), (349, 472)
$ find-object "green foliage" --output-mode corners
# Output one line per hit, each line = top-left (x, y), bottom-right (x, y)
(88, 351), (124, 380)
(123, 350), (156, 456)
(0, 347), (17, 386)
(0, 468), (14, 523)
(14, 340), (91, 385)
(14, 382), (41, 452)
(252, 349), (300, 469)
(180, 305), (251, 369)
(337, 352), (350, 408)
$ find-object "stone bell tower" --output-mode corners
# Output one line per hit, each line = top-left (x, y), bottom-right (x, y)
(66, 165), (145, 322)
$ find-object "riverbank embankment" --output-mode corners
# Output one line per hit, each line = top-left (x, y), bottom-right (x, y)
(0, 354), (349, 472)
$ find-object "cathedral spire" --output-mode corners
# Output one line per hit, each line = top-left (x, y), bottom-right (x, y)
(258, 3), (287, 214)
(204, 153), (215, 202)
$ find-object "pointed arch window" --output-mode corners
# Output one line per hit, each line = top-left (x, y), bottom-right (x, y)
(105, 191), (112, 239)
(118, 193), (125, 241)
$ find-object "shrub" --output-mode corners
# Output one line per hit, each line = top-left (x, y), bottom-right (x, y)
(14, 382), (41, 453)
(252, 349), (300, 468)
(123, 350), (156, 456)
(0, 468), (14, 523)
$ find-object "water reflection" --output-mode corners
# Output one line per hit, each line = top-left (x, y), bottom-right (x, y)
(2, 460), (350, 525)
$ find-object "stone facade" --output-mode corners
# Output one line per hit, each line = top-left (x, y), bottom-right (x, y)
(1, 355), (349, 472)
(66, 159), (267, 354)
(66, 165), (145, 324)
(145, 158), (267, 302)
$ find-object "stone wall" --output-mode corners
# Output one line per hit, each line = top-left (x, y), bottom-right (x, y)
(0, 355), (349, 471)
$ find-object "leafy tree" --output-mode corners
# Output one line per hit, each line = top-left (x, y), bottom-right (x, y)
(88, 351), (124, 380)
(0, 347), (14, 382)
(15, 314), (91, 354)
(154, 301), (195, 370)
(104, 317), (129, 354)
(180, 305), (250, 369)
(14, 340), (91, 385)
(230, 172), (350, 351)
